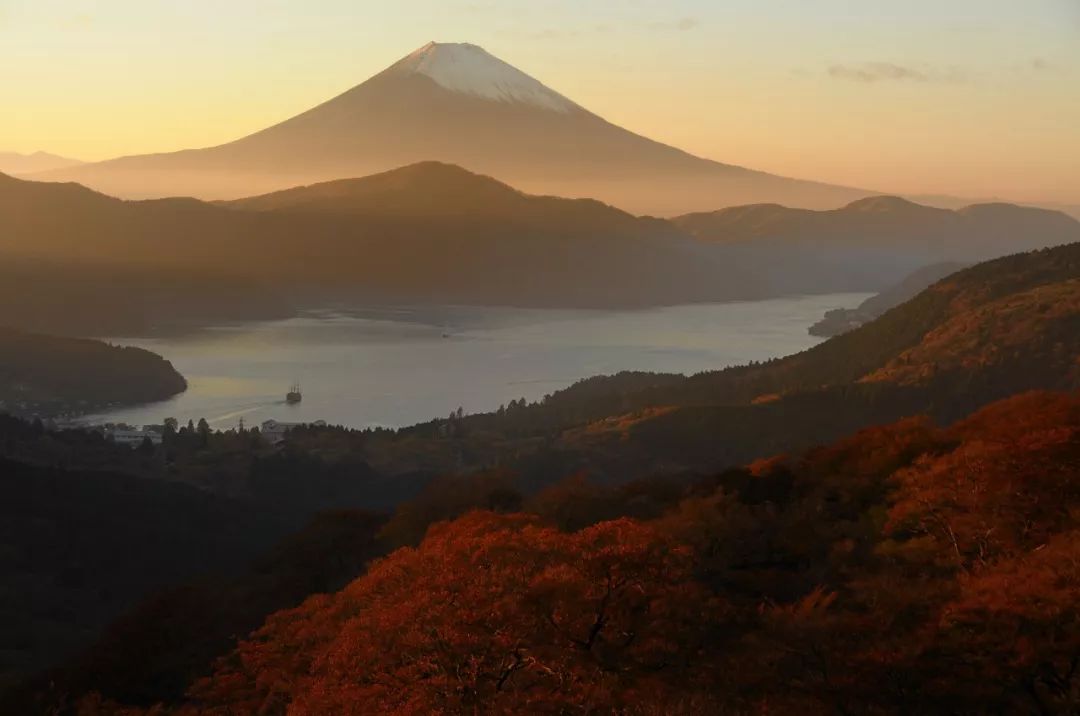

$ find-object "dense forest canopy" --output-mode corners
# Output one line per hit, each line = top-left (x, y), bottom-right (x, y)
(37, 390), (1077, 715)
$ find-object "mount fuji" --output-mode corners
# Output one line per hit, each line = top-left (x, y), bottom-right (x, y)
(37, 42), (872, 215)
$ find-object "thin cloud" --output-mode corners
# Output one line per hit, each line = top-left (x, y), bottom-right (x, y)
(650, 17), (700, 32)
(58, 14), (95, 30)
(531, 28), (572, 40)
(1008, 57), (1062, 76)
(828, 62), (928, 82)
(828, 62), (968, 84)
(457, 3), (495, 13)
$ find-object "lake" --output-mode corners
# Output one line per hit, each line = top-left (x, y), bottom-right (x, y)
(83, 294), (870, 430)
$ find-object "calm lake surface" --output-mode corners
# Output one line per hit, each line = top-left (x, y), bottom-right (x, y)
(84, 295), (870, 430)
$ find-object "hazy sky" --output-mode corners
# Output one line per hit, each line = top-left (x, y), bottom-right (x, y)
(2, 0), (1078, 202)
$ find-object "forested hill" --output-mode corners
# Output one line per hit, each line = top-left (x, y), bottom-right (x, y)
(417, 241), (1080, 478)
(0, 457), (292, 695)
(808, 261), (968, 337)
(0, 165), (751, 325)
(661, 239), (1079, 402)
(0, 328), (186, 417)
(54, 390), (1080, 714)
(508, 240), (1080, 417)
(5, 166), (1080, 337)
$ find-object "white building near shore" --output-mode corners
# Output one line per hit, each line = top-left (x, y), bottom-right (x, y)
(106, 427), (163, 448)
(261, 419), (327, 444)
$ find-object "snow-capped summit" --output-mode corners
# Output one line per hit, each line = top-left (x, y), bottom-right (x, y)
(389, 42), (579, 113)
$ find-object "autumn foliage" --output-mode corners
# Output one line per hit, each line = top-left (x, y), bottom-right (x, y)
(185, 513), (715, 715)
(64, 391), (1080, 715)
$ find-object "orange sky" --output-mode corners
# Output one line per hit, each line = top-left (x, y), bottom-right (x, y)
(2, 0), (1078, 203)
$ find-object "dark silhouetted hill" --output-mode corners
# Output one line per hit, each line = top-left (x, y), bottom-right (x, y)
(0, 458), (291, 694)
(0, 328), (186, 416)
(0, 165), (761, 335)
(672, 196), (1080, 292)
(5, 167), (1080, 335)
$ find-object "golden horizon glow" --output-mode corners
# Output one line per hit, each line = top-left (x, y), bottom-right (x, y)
(2, 0), (1078, 204)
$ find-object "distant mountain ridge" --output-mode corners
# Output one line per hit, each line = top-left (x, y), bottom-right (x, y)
(3, 164), (1079, 335)
(0, 164), (756, 335)
(672, 196), (1080, 293)
(674, 196), (1079, 249)
(0, 151), (83, 175)
(221, 161), (657, 232)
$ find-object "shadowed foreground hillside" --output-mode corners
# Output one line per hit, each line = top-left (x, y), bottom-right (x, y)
(0, 458), (290, 695)
(61, 390), (1080, 715)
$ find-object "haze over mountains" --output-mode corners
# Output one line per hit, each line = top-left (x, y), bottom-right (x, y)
(0, 163), (749, 334)
(3, 163), (1079, 336)
(0, 151), (83, 175)
(35, 42), (874, 215)
(676, 196), (1080, 251)
(674, 197), (1080, 292)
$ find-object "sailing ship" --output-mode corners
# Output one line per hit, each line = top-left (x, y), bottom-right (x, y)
(286, 383), (303, 404)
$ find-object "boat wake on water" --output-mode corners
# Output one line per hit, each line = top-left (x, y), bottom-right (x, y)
(206, 401), (283, 426)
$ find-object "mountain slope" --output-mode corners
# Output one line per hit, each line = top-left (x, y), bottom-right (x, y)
(584, 242), (1080, 469)
(0, 151), (83, 175)
(808, 261), (968, 337)
(675, 196), (1080, 254)
(222, 161), (662, 234)
(628, 239), (1080, 405)
(392, 240), (1080, 481)
(0, 456), (290, 693)
(5, 165), (1079, 334)
(82, 390), (1080, 715)
(672, 197), (1080, 291)
(0, 165), (761, 333)
(35, 42), (870, 215)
